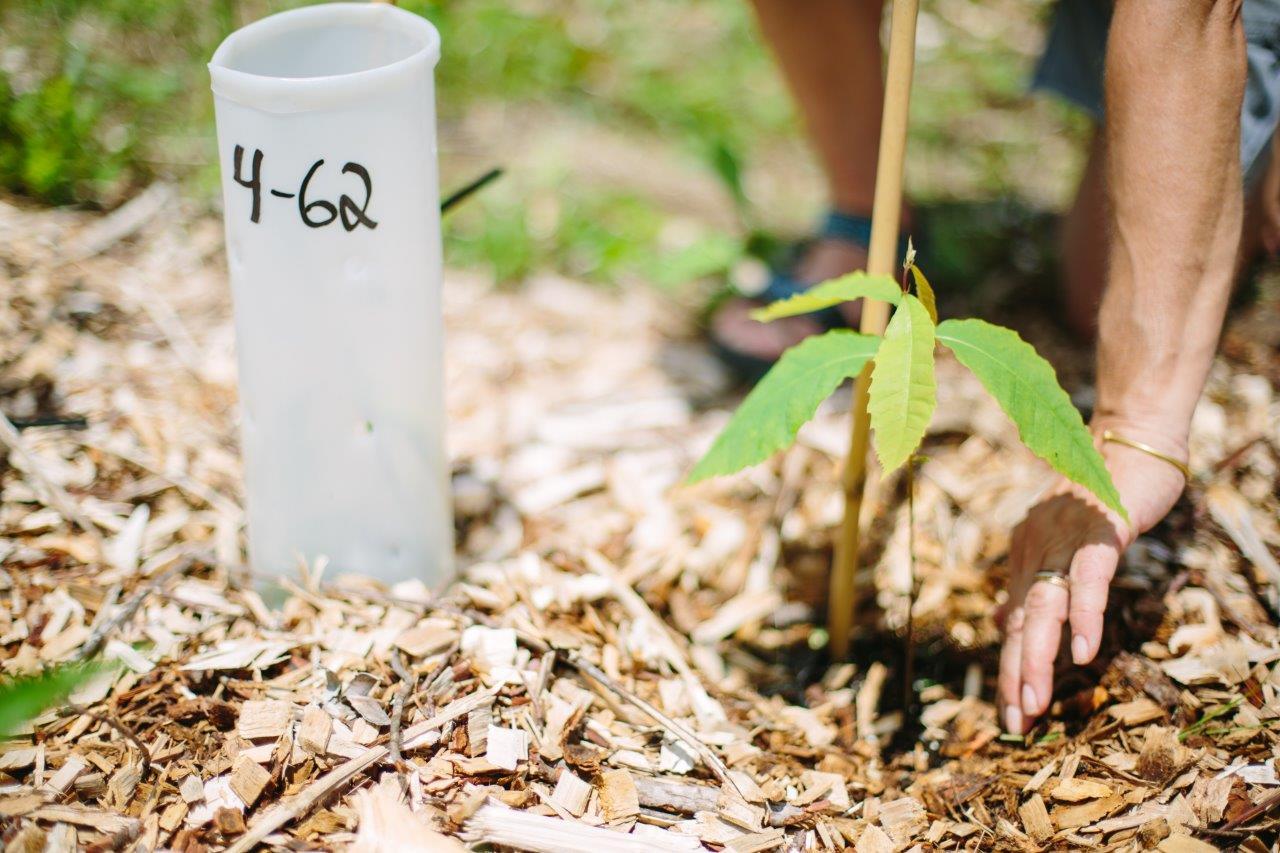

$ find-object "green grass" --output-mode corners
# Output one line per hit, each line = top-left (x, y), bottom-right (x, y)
(1, 0), (1083, 286)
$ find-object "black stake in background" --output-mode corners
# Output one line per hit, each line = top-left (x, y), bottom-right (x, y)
(441, 167), (503, 214)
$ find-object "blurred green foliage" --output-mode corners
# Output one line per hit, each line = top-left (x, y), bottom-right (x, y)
(0, 0), (234, 205)
(0, 661), (112, 736)
(0, 0), (1078, 286)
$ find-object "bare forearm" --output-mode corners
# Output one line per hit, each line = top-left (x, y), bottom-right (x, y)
(1097, 0), (1245, 453)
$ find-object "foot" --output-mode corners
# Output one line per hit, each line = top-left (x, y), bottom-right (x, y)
(710, 236), (869, 364)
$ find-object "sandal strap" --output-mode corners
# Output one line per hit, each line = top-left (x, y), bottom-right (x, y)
(821, 211), (874, 246)
(746, 209), (915, 319)
(822, 210), (913, 261)
(757, 271), (815, 305)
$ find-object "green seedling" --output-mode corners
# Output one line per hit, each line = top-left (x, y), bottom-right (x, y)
(0, 661), (113, 737)
(690, 249), (1126, 710)
(689, 254), (1127, 525)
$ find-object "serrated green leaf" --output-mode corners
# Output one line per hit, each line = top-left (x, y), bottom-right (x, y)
(750, 271), (901, 323)
(907, 264), (937, 324)
(868, 294), (937, 473)
(688, 330), (880, 482)
(0, 662), (111, 736)
(936, 318), (1128, 521)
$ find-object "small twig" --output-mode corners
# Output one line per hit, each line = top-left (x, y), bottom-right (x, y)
(226, 688), (495, 853)
(72, 556), (197, 662)
(80, 439), (237, 514)
(415, 639), (462, 713)
(569, 654), (741, 797)
(531, 650), (555, 726)
(1221, 785), (1280, 831)
(387, 649), (415, 765)
(505, 620), (741, 798)
(898, 253), (919, 727)
(1206, 433), (1269, 476)
(582, 550), (725, 721)
(67, 704), (151, 778)
(903, 454), (917, 722)
(9, 415), (89, 431)
(1078, 754), (1148, 787)
(463, 599), (741, 795)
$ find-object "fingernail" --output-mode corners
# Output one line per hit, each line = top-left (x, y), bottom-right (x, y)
(1005, 704), (1023, 734)
(1072, 633), (1089, 664)
(1021, 683), (1038, 715)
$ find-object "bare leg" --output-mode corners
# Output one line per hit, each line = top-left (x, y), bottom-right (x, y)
(713, 0), (886, 364)
(1062, 131), (1109, 341)
(752, 0), (885, 215)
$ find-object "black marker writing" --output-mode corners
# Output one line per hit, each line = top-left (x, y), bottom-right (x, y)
(233, 145), (263, 224)
(231, 146), (378, 231)
(299, 159), (338, 228)
(339, 162), (378, 231)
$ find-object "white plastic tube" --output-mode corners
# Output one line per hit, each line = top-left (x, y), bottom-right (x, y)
(209, 3), (452, 586)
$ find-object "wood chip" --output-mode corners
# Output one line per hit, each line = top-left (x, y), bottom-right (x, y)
(1157, 834), (1219, 853)
(1018, 793), (1053, 843)
(797, 770), (850, 811)
(717, 789), (765, 831)
(725, 828), (785, 852)
(484, 725), (528, 771)
(159, 800), (188, 832)
(1052, 795), (1125, 830)
(467, 706), (493, 758)
(394, 618), (458, 658)
(854, 824), (895, 853)
(229, 754), (271, 806)
(1050, 777), (1114, 802)
(107, 761), (141, 809)
(597, 769), (640, 825)
(237, 699), (292, 741)
(691, 590), (782, 644)
(179, 774), (205, 803)
(1137, 727), (1191, 783)
(878, 796), (927, 844)
(1107, 697), (1166, 726)
(28, 803), (140, 835)
(297, 705), (332, 756)
(464, 800), (694, 851)
(550, 771), (592, 817)
(44, 823), (76, 852)
(1023, 759), (1058, 793)
(634, 776), (719, 815)
(41, 756), (86, 794)
(351, 785), (465, 852)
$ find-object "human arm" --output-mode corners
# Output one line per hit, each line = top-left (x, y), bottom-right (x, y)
(999, 0), (1246, 734)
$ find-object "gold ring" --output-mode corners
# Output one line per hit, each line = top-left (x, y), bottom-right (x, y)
(1032, 571), (1070, 592)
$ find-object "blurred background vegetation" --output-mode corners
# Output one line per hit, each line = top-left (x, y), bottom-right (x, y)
(1, 0), (1090, 291)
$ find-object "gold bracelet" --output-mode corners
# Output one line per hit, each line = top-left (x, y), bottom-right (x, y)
(1100, 429), (1193, 482)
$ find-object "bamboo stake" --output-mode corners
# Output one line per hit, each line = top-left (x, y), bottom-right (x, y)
(828, 0), (921, 660)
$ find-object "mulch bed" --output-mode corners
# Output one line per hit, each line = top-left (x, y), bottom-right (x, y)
(2, 189), (1279, 851)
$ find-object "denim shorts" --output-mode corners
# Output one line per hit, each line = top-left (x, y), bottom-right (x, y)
(1035, 0), (1280, 187)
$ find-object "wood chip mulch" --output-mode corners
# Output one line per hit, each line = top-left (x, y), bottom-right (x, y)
(2, 190), (1280, 851)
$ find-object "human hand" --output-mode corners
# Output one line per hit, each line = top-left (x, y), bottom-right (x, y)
(997, 422), (1189, 734)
